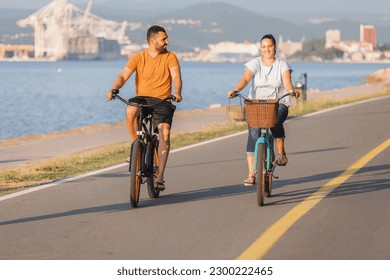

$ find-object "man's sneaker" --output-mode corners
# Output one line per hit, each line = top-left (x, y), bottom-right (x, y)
(155, 181), (166, 191)
(276, 152), (288, 166)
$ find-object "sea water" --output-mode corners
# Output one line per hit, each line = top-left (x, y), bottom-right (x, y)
(0, 60), (388, 139)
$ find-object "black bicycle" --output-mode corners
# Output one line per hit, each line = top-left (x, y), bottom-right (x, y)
(110, 92), (175, 208)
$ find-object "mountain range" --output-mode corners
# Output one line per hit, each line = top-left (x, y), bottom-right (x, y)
(1, 1), (389, 51)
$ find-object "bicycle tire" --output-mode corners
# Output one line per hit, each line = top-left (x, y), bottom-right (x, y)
(256, 142), (266, 206)
(266, 144), (275, 197)
(146, 140), (160, 198)
(265, 174), (273, 197)
(130, 140), (142, 208)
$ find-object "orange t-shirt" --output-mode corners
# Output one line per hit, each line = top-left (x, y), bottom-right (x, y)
(126, 50), (179, 99)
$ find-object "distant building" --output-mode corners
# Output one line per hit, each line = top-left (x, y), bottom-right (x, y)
(360, 24), (376, 47)
(278, 36), (303, 56)
(204, 41), (259, 62)
(325, 29), (341, 49)
(0, 44), (34, 59)
(208, 41), (259, 56)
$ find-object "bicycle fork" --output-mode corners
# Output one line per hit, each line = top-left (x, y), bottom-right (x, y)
(254, 130), (275, 176)
(128, 140), (146, 180)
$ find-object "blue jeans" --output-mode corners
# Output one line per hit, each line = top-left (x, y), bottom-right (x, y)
(246, 103), (289, 153)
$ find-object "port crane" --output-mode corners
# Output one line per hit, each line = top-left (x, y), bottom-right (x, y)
(17, 0), (129, 59)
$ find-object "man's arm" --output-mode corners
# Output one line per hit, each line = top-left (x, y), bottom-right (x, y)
(170, 66), (182, 102)
(113, 67), (134, 89)
(105, 67), (135, 101)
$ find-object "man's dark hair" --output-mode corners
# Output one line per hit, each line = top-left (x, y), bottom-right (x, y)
(147, 25), (166, 42)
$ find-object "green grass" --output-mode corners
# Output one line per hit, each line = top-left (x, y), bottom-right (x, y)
(288, 90), (389, 117)
(0, 89), (389, 195)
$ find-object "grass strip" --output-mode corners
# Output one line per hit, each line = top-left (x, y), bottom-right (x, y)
(0, 122), (247, 194)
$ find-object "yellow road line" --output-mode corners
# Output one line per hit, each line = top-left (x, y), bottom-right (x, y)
(237, 138), (390, 260)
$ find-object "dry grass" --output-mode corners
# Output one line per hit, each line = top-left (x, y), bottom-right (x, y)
(0, 123), (246, 194)
(289, 90), (390, 117)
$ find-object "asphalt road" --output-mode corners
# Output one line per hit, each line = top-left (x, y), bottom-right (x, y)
(0, 97), (389, 260)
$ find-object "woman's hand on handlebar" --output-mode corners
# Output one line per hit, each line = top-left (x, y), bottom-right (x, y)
(291, 90), (300, 98)
(227, 90), (239, 99)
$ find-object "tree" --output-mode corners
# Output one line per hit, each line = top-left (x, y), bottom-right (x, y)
(291, 39), (344, 61)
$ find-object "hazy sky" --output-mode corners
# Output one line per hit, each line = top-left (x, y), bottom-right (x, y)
(0, 0), (387, 12)
(1, 0), (389, 21)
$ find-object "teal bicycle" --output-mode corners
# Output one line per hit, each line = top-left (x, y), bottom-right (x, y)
(229, 92), (295, 206)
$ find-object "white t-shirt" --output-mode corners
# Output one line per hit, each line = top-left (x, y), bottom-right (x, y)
(245, 57), (292, 106)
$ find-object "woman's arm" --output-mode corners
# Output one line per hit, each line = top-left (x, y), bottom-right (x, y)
(282, 69), (300, 97)
(227, 67), (254, 97)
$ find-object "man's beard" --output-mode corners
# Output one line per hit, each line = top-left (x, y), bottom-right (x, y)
(158, 45), (168, 53)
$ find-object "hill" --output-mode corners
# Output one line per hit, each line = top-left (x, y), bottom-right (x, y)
(119, 1), (390, 51)
(1, 1), (389, 50)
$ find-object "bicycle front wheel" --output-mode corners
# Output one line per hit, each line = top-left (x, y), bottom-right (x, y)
(256, 142), (266, 206)
(130, 140), (142, 208)
(146, 140), (160, 198)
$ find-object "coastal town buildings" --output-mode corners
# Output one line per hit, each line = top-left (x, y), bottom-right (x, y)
(324, 25), (386, 62)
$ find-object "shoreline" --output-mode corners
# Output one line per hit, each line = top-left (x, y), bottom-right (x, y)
(0, 105), (229, 148)
(0, 79), (388, 171)
(1, 80), (388, 147)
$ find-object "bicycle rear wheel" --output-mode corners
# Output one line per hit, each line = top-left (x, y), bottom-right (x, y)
(266, 144), (275, 197)
(130, 140), (142, 208)
(265, 174), (273, 197)
(146, 140), (160, 198)
(256, 142), (266, 206)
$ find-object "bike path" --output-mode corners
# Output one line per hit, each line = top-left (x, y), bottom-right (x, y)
(0, 97), (389, 259)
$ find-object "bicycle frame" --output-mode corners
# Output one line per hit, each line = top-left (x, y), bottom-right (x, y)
(110, 92), (174, 207)
(253, 128), (274, 174)
(132, 110), (157, 179)
(228, 91), (294, 206)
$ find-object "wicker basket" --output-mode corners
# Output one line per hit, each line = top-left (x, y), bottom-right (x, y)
(244, 99), (279, 128)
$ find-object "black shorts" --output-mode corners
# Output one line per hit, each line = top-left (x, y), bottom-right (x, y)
(128, 96), (176, 129)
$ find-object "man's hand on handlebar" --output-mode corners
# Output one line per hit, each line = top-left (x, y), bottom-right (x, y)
(173, 94), (183, 103)
(106, 89), (119, 102)
(105, 91), (113, 101)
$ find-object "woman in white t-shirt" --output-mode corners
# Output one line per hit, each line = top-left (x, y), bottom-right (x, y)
(227, 34), (299, 186)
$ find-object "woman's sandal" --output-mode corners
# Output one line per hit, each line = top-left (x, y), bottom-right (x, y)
(276, 152), (288, 166)
(155, 181), (166, 191)
(244, 175), (255, 187)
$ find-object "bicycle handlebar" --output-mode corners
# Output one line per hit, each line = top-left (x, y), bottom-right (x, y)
(228, 91), (298, 101)
(110, 91), (176, 107)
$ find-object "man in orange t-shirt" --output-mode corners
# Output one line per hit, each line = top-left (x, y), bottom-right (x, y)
(106, 25), (182, 190)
